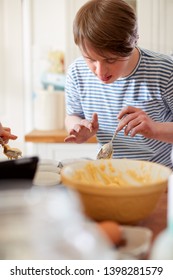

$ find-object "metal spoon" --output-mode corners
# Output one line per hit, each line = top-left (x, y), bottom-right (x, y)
(97, 129), (118, 159)
(0, 137), (22, 160)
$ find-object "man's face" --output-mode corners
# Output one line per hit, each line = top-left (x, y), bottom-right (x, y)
(81, 45), (132, 84)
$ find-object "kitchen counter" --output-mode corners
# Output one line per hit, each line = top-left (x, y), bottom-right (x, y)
(25, 129), (97, 144)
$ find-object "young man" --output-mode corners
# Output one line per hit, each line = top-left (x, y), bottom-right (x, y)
(64, 0), (173, 169)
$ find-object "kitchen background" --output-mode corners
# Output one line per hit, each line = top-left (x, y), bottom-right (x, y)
(0, 0), (173, 161)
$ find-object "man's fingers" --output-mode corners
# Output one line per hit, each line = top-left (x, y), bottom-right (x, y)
(117, 106), (140, 120)
(91, 113), (99, 130)
(64, 135), (77, 143)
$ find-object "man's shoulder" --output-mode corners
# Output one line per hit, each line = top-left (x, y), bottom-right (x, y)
(68, 56), (87, 72)
(140, 47), (173, 65)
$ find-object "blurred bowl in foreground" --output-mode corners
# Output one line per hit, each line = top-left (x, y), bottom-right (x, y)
(117, 226), (152, 259)
(61, 159), (172, 224)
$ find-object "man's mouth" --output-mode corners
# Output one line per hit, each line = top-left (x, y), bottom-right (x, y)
(101, 75), (112, 82)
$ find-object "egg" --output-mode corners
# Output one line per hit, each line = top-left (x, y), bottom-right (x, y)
(97, 220), (123, 245)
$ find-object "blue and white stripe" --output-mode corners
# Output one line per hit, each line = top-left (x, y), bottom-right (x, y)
(65, 48), (173, 169)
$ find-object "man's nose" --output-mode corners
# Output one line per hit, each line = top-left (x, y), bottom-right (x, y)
(95, 61), (107, 77)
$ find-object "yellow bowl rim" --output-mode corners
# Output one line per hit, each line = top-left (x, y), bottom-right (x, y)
(61, 158), (172, 193)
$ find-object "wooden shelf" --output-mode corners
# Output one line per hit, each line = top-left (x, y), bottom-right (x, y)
(25, 129), (97, 144)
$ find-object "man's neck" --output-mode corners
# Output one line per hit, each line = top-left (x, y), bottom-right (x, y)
(123, 47), (140, 77)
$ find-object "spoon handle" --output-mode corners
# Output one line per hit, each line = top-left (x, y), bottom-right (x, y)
(111, 130), (118, 143)
(110, 117), (124, 143)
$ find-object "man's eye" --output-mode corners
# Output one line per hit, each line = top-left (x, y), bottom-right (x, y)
(87, 58), (95, 62)
(84, 56), (94, 61)
(106, 59), (117, 64)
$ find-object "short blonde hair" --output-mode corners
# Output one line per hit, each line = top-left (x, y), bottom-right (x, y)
(73, 0), (138, 57)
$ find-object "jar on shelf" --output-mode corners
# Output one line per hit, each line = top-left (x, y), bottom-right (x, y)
(33, 86), (65, 131)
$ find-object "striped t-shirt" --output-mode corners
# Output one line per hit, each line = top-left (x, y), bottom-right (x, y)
(65, 47), (173, 169)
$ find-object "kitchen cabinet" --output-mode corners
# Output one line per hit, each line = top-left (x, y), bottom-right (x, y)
(25, 129), (97, 160)
(27, 143), (98, 161)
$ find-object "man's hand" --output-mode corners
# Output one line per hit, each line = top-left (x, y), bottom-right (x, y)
(117, 106), (156, 138)
(64, 113), (99, 143)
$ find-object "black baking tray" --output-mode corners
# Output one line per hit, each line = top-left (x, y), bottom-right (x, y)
(0, 156), (39, 181)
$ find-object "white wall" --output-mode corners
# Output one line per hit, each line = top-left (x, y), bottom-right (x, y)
(0, 0), (24, 156)
(0, 0), (5, 114)
(30, 0), (90, 72)
(64, 0), (88, 69)
(0, 0), (67, 156)
(23, 0), (67, 133)
(30, 0), (66, 91)
(32, 0), (65, 51)
(137, 0), (173, 55)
